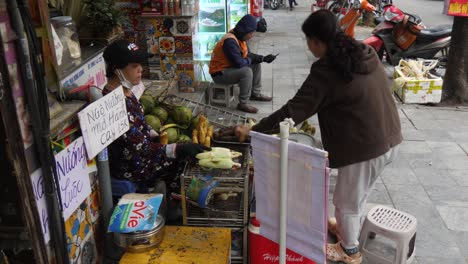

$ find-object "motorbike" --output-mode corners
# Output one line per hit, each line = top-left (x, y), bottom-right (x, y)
(329, 0), (391, 16)
(266, 0), (285, 10)
(363, 4), (452, 66)
(311, 0), (330, 12)
(336, 0), (376, 38)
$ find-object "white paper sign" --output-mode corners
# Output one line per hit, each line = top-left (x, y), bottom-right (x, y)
(78, 86), (130, 159)
(55, 137), (92, 220)
(60, 52), (107, 89)
(31, 169), (50, 243)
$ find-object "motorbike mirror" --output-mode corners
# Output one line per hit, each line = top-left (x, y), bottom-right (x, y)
(362, 1), (376, 12)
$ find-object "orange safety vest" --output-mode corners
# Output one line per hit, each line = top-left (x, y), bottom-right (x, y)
(209, 32), (248, 74)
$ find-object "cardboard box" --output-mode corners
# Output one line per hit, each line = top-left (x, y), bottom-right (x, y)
(393, 67), (443, 104)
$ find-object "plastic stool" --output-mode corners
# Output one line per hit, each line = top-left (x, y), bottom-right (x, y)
(208, 83), (236, 107)
(359, 205), (417, 264)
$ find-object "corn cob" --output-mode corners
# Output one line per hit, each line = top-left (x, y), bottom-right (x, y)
(160, 132), (169, 145)
(195, 147), (242, 160)
(198, 158), (241, 170)
(192, 129), (198, 144)
(204, 136), (211, 148)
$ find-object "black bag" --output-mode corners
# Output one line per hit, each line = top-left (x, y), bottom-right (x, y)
(256, 18), (267, 33)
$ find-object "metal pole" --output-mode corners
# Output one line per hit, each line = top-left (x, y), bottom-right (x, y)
(97, 148), (122, 261)
(279, 121), (290, 264)
(97, 149), (113, 228)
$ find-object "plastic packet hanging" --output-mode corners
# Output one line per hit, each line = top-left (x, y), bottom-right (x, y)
(108, 193), (163, 233)
(186, 175), (218, 208)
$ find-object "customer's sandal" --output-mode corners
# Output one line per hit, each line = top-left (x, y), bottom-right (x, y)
(326, 241), (362, 264)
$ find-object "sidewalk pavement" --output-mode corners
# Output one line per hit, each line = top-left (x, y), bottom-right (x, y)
(220, 2), (468, 263)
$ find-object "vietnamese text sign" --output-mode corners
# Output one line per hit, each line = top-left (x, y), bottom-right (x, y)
(60, 52), (107, 89)
(445, 0), (468, 16)
(31, 169), (50, 243)
(55, 137), (92, 220)
(78, 86), (130, 159)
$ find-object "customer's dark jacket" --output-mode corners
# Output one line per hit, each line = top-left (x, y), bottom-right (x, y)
(252, 44), (402, 168)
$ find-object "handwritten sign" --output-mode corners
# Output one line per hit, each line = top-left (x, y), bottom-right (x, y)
(31, 169), (50, 243)
(78, 86), (130, 159)
(55, 137), (92, 220)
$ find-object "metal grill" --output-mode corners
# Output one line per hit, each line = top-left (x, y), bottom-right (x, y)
(163, 95), (251, 127)
(180, 142), (250, 264)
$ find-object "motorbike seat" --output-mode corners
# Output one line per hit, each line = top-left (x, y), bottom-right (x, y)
(417, 25), (452, 41)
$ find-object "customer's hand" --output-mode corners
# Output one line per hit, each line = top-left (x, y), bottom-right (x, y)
(234, 125), (252, 143)
(176, 143), (211, 160)
(263, 54), (277, 63)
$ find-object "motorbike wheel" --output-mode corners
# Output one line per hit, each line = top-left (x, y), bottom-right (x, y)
(436, 47), (450, 67)
(429, 47), (449, 78)
(270, 0), (281, 10)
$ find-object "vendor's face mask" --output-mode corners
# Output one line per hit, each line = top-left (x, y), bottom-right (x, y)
(115, 69), (134, 89)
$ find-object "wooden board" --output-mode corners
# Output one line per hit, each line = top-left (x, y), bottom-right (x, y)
(119, 226), (231, 264)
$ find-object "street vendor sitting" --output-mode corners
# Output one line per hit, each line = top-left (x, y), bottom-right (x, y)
(102, 39), (209, 188)
(209, 14), (277, 114)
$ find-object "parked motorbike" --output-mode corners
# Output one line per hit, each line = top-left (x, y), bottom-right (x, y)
(311, 0), (330, 12)
(329, 0), (391, 16)
(266, 0), (285, 10)
(336, 0), (376, 38)
(363, 4), (452, 66)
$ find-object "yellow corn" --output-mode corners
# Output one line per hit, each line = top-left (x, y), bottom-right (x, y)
(204, 136), (211, 148)
(160, 132), (169, 145)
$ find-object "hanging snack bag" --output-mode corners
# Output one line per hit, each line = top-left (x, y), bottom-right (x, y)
(186, 175), (219, 208)
(108, 193), (163, 233)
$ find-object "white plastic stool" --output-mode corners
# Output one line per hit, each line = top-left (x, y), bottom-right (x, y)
(208, 83), (236, 107)
(359, 205), (417, 264)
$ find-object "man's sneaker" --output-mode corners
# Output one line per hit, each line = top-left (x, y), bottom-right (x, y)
(250, 94), (272, 102)
(326, 242), (362, 264)
(237, 103), (258, 113)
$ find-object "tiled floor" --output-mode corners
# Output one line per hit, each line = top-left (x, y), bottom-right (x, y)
(176, 2), (468, 262)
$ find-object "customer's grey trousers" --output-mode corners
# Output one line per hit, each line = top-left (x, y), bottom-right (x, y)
(212, 63), (262, 104)
(333, 145), (400, 249)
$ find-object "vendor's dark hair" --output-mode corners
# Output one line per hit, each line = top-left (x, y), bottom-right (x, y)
(105, 62), (128, 78)
(302, 10), (364, 82)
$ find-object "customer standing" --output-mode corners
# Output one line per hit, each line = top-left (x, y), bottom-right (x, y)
(209, 14), (277, 114)
(234, 10), (402, 264)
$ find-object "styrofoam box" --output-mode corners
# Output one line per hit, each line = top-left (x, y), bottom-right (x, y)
(393, 67), (443, 104)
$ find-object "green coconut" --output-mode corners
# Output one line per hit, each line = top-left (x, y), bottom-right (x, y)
(166, 117), (175, 124)
(178, 134), (191, 142)
(140, 95), (155, 114)
(145, 115), (162, 131)
(151, 107), (169, 124)
(165, 128), (179, 143)
(170, 106), (192, 127)
(191, 116), (199, 129)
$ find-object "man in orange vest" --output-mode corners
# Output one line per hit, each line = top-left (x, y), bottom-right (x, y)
(209, 14), (277, 113)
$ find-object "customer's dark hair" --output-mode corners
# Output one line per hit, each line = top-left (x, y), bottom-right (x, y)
(302, 10), (364, 82)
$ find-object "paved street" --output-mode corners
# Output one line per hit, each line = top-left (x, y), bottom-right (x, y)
(393, 0), (453, 26)
(223, 1), (467, 263)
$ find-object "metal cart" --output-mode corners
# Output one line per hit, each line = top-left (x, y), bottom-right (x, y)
(167, 95), (251, 264)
